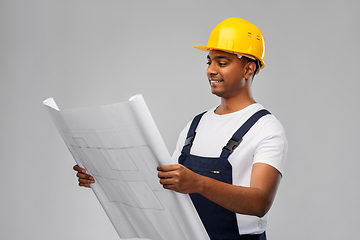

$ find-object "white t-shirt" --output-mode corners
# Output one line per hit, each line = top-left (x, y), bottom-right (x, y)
(171, 103), (288, 235)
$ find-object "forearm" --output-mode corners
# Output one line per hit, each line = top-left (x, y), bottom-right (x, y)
(157, 163), (281, 217)
(195, 175), (271, 217)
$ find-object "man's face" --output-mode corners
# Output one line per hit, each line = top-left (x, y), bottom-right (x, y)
(206, 50), (247, 99)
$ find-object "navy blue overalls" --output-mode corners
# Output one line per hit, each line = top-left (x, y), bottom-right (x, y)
(178, 109), (270, 240)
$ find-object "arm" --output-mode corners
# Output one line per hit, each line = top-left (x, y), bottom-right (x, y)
(157, 162), (281, 218)
(73, 165), (95, 188)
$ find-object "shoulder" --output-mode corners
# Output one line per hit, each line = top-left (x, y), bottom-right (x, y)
(252, 113), (287, 143)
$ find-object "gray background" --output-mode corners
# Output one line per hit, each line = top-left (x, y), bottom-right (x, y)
(1, 0), (359, 239)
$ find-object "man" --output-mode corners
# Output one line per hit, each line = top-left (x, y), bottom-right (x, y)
(74, 17), (287, 240)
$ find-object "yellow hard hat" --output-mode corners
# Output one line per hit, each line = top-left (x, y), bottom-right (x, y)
(194, 17), (266, 70)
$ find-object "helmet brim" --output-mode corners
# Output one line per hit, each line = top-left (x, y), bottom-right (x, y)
(193, 45), (211, 52)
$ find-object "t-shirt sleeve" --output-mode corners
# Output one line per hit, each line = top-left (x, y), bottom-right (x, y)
(171, 122), (191, 163)
(253, 118), (288, 176)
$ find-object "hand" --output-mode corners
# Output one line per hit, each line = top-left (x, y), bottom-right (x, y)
(157, 164), (200, 194)
(73, 165), (95, 188)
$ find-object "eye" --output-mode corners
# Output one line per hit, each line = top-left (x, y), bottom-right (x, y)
(206, 61), (211, 66)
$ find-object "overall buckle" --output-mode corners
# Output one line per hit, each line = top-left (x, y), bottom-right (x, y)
(184, 132), (197, 147)
(223, 138), (242, 154)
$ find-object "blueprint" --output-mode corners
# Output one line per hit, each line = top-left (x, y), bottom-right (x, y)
(43, 94), (209, 240)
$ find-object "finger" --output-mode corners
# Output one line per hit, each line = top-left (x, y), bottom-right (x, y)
(78, 178), (94, 184)
(76, 172), (90, 179)
(161, 183), (175, 191)
(76, 173), (95, 182)
(78, 181), (91, 188)
(73, 165), (86, 173)
(159, 178), (176, 185)
(158, 171), (176, 179)
(157, 164), (180, 172)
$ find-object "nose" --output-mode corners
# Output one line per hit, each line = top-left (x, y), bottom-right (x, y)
(207, 62), (217, 77)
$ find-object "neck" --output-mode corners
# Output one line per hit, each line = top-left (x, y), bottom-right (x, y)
(215, 83), (256, 115)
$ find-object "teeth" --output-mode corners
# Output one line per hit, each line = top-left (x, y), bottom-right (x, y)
(210, 80), (222, 83)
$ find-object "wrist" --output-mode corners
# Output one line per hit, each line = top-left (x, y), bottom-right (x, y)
(193, 173), (207, 195)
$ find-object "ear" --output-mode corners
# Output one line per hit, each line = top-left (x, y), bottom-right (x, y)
(244, 61), (256, 80)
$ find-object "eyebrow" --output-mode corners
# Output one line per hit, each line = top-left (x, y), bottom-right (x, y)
(207, 54), (231, 61)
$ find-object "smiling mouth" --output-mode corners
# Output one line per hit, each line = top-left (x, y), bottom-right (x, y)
(210, 80), (223, 83)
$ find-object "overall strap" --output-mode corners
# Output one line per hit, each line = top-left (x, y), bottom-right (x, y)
(220, 109), (271, 159)
(181, 111), (207, 155)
